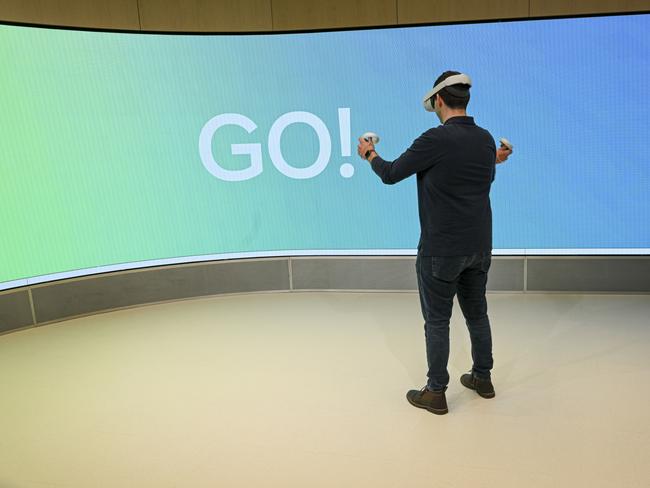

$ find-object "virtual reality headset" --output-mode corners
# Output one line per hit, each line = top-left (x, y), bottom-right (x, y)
(422, 73), (472, 112)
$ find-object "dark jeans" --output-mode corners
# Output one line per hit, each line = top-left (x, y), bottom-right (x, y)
(415, 252), (494, 391)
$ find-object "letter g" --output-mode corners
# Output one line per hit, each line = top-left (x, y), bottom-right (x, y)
(199, 113), (262, 182)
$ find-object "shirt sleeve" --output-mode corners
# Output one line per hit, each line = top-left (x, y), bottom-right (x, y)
(369, 130), (439, 185)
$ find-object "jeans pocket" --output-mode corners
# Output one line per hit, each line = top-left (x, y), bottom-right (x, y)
(431, 256), (467, 282)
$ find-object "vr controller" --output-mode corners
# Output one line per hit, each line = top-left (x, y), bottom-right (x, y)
(361, 132), (380, 159)
(499, 138), (513, 151)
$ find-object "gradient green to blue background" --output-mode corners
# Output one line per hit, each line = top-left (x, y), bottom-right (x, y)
(1, 14), (649, 287)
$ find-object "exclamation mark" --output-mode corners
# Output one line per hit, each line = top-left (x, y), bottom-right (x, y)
(338, 107), (354, 178)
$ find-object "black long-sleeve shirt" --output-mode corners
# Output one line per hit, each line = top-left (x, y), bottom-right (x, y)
(370, 116), (496, 256)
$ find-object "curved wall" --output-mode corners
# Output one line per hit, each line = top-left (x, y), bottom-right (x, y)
(1, 1), (650, 335)
(2, 255), (650, 336)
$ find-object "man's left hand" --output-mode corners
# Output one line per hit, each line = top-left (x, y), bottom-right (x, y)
(496, 146), (513, 164)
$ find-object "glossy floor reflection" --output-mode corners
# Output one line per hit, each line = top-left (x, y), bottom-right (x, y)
(0, 292), (648, 487)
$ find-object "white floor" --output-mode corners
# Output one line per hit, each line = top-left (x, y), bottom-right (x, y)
(0, 292), (648, 488)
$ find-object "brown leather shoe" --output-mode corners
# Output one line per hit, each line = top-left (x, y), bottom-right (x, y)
(460, 372), (495, 398)
(406, 386), (448, 415)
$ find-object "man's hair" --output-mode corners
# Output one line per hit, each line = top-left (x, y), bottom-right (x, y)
(433, 70), (470, 109)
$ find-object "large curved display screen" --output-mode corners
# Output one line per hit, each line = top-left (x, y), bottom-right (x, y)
(1, 14), (649, 289)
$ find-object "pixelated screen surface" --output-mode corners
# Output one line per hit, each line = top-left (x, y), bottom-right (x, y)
(1, 14), (648, 288)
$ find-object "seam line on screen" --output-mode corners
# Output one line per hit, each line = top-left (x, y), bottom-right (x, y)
(288, 258), (294, 290)
(523, 256), (528, 293)
(27, 288), (37, 324)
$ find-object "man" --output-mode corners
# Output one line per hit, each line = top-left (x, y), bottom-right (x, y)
(357, 71), (512, 415)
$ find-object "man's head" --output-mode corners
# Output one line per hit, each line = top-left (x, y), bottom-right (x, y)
(432, 71), (471, 108)
(425, 70), (471, 122)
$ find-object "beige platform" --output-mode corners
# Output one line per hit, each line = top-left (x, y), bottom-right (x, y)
(0, 292), (648, 487)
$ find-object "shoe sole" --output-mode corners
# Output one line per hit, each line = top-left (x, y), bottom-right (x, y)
(406, 394), (448, 415)
(476, 391), (495, 399)
(460, 378), (495, 399)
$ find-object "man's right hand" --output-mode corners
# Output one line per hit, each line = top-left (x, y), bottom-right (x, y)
(357, 137), (376, 161)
